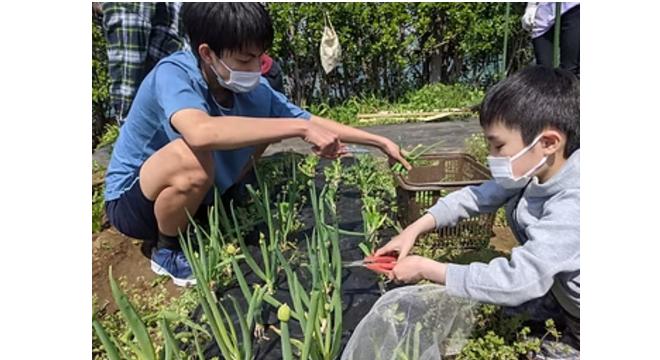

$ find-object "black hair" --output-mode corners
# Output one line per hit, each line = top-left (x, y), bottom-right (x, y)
(181, 3), (273, 59)
(479, 65), (580, 158)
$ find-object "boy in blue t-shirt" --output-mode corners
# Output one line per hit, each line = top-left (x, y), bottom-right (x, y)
(104, 3), (410, 286)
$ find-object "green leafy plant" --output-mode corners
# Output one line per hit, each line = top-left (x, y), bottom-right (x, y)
(268, 3), (531, 107)
(278, 304), (294, 360)
(95, 156), (334, 359)
(180, 230), (256, 360)
(92, 268), (208, 360)
(494, 207), (508, 227)
(323, 158), (343, 203)
(342, 155), (399, 256)
(298, 153), (320, 178)
(390, 321), (423, 360)
(184, 190), (240, 283)
(92, 186), (105, 233)
(454, 304), (565, 360)
(300, 182), (345, 359)
(464, 132), (489, 166)
(392, 140), (445, 175)
(97, 123), (120, 150)
(265, 181), (347, 359)
(92, 17), (111, 148)
(305, 83), (484, 126)
(361, 196), (389, 252)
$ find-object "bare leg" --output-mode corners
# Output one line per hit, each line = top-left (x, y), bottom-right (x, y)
(139, 138), (214, 237)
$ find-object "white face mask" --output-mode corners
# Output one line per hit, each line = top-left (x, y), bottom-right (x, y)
(210, 58), (261, 93)
(487, 134), (547, 189)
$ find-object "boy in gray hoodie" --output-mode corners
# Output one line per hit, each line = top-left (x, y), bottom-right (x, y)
(375, 65), (580, 348)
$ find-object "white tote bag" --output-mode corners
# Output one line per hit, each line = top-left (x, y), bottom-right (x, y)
(320, 12), (341, 74)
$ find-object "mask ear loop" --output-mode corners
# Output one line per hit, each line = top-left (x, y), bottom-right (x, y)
(520, 154), (548, 179)
(205, 49), (225, 83)
(510, 133), (546, 180)
(208, 59), (221, 78)
(206, 52), (229, 107)
(511, 133), (544, 162)
(217, 58), (233, 73)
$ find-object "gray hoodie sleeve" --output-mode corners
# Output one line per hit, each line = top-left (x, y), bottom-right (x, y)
(426, 180), (517, 229)
(444, 189), (580, 306)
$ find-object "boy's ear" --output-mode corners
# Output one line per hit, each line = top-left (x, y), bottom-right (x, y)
(540, 128), (564, 156)
(198, 44), (213, 65)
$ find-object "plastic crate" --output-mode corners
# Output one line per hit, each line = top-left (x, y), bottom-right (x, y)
(394, 153), (496, 250)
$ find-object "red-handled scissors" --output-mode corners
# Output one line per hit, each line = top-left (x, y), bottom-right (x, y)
(342, 255), (397, 275)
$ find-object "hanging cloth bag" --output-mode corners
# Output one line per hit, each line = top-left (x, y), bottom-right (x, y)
(320, 12), (342, 74)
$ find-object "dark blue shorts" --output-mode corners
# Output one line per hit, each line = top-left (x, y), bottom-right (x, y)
(104, 168), (257, 242)
(105, 177), (160, 241)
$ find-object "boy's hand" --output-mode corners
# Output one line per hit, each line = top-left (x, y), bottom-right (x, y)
(375, 214), (437, 260)
(388, 256), (447, 284)
(374, 228), (418, 261)
(379, 139), (412, 170)
(302, 122), (346, 159)
(388, 256), (430, 283)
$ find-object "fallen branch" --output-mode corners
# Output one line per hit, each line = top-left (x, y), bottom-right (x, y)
(357, 108), (468, 119)
(358, 108), (471, 124)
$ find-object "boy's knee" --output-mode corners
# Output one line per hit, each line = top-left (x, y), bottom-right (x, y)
(177, 167), (213, 193)
(171, 141), (214, 193)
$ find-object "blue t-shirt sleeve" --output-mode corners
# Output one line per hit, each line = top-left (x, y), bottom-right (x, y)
(267, 81), (311, 120)
(154, 62), (210, 136)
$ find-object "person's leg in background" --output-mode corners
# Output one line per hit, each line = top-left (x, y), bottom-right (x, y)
(146, 2), (189, 72)
(559, 5), (580, 78)
(532, 28), (555, 68)
(102, 3), (155, 126)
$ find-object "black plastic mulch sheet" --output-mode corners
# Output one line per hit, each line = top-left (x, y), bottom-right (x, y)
(181, 156), (402, 359)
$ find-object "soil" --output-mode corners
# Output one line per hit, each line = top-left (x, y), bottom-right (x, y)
(490, 226), (519, 253)
(92, 227), (186, 313)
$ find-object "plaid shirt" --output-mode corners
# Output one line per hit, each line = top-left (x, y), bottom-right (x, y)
(102, 2), (189, 125)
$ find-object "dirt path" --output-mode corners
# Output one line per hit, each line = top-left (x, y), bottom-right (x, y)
(264, 117), (482, 156)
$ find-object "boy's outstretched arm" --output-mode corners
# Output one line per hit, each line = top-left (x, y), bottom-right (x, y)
(427, 181), (518, 230)
(171, 109), (344, 158)
(443, 190), (580, 306)
(377, 181), (517, 260)
(377, 179), (519, 281)
(309, 115), (412, 170)
(390, 190), (579, 309)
